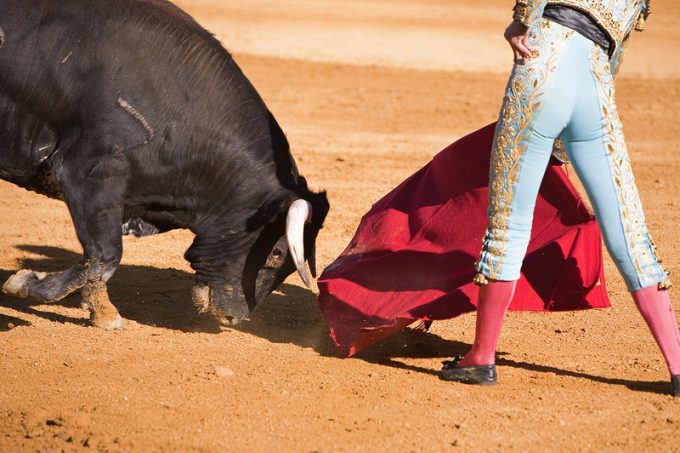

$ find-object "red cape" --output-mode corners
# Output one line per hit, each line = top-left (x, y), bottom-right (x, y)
(317, 123), (610, 356)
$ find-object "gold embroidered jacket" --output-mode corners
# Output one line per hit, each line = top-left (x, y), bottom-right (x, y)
(513, 0), (650, 73)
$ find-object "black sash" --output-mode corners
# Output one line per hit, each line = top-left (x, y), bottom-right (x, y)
(543, 4), (612, 56)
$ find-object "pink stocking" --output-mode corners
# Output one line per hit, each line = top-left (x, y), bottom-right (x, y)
(632, 285), (680, 376)
(457, 279), (517, 367)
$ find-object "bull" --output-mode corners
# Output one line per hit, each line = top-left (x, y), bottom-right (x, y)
(0, 0), (329, 328)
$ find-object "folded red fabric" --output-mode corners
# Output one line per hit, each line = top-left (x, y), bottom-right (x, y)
(318, 123), (610, 356)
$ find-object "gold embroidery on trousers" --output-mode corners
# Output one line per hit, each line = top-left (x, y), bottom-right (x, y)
(477, 21), (574, 279)
(589, 46), (670, 288)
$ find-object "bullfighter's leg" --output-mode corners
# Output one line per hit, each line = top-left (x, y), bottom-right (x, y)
(443, 23), (584, 380)
(562, 48), (678, 383)
(564, 47), (670, 292)
(475, 19), (576, 282)
(2, 140), (127, 329)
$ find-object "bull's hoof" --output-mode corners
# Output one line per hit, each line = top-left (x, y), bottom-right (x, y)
(90, 313), (125, 330)
(215, 314), (241, 327)
(82, 281), (124, 330)
(2, 269), (47, 299)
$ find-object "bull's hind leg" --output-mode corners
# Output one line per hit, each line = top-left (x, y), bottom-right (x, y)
(2, 140), (128, 329)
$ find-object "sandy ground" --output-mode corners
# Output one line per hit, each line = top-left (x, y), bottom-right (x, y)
(1, 0), (680, 451)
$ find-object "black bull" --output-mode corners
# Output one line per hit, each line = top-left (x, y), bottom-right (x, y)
(0, 0), (329, 328)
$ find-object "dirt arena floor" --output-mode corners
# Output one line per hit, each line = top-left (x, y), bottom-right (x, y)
(2, 0), (680, 451)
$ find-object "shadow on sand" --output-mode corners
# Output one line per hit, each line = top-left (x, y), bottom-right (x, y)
(0, 245), (669, 396)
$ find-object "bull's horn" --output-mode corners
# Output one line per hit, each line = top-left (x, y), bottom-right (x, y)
(286, 199), (313, 288)
(309, 244), (317, 278)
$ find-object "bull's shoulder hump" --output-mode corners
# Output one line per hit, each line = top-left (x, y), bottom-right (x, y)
(105, 0), (219, 44)
(134, 0), (204, 30)
(94, 0), (235, 79)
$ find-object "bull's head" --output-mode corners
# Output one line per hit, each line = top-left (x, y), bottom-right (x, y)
(190, 110), (329, 325)
(192, 190), (329, 326)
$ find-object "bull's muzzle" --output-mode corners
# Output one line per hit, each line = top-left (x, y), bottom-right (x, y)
(192, 283), (249, 326)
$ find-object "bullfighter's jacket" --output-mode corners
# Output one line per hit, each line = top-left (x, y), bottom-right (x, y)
(513, 0), (650, 75)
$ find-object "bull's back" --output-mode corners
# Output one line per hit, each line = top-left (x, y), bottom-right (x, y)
(0, 0), (235, 121)
(0, 0), (276, 202)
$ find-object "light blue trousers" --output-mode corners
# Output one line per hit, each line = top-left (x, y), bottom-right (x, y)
(476, 20), (669, 292)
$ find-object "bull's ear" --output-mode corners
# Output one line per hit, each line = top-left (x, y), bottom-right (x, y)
(306, 190), (330, 228)
(304, 191), (328, 279)
(309, 245), (317, 278)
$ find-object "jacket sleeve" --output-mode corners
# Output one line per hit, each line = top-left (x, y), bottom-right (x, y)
(610, 1), (651, 78)
(609, 36), (629, 79)
(513, 0), (548, 28)
(634, 0), (652, 32)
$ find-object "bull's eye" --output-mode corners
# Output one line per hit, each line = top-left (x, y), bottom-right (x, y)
(265, 246), (285, 269)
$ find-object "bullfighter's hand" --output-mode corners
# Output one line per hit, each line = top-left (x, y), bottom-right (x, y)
(504, 20), (534, 64)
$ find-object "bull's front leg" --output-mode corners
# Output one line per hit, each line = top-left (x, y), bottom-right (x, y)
(2, 142), (127, 329)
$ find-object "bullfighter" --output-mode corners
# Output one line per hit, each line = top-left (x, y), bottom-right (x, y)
(440, 0), (680, 397)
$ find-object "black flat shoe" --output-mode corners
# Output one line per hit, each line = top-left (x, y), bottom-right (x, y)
(439, 356), (497, 386)
(673, 375), (679, 397)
